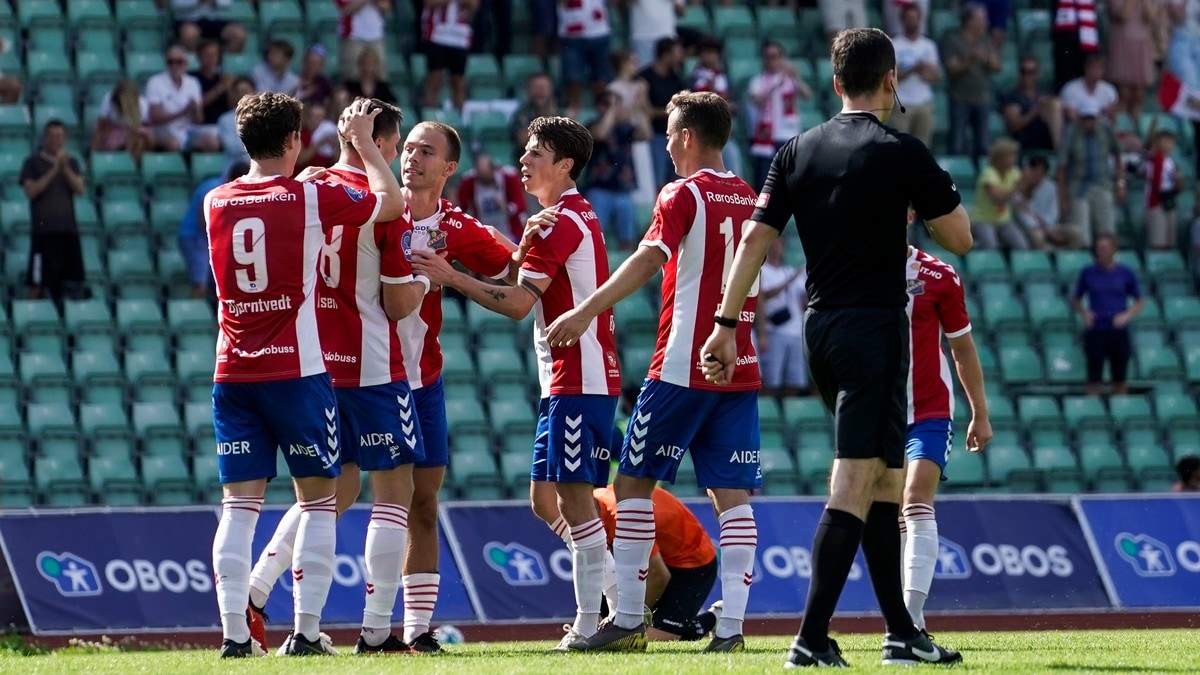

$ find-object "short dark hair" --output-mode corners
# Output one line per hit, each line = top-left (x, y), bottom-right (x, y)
(1178, 455), (1200, 483)
(1026, 155), (1050, 171)
(527, 116), (593, 181)
(830, 28), (896, 98)
(609, 48), (633, 75)
(415, 121), (463, 163)
(654, 36), (680, 60)
(337, 97), (404, 151)
(197, 39), (221, 56)
(1084, 53), (1105, 68)
(960, 1), (986, 26)
(696, 35), (723, 54)
(236, 92), (302, 159)
(666, 91), (731, 151)
(233, 75), (255, 91)
(266, 39), (295, 61)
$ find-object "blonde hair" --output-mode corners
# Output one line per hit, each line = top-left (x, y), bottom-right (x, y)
(988, 138), (1020, 166)
(111, 80), (142, 130)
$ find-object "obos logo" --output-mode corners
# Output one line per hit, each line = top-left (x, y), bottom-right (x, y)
(1114, 532), (1200, 577)
(933, 537), (971, 579)
(37, 551), (212, 596)
(484, 542), (549, 586)
(38, 551), (102, 596)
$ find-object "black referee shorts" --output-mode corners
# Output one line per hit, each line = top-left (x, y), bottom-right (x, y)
(804, 306), (909, 469)
(651, 558), (718, 636)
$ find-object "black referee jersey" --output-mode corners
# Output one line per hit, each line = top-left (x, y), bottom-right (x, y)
(750, 111), (961, 310)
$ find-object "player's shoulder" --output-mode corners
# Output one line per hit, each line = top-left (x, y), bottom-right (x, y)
(555, 190), (598, 224)
(439, 198), (484, 230)
(914, 249), (963, 286)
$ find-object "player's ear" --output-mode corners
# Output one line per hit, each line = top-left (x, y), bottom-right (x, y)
(560, 157), (574, 178)
(444, 160), (457, 178)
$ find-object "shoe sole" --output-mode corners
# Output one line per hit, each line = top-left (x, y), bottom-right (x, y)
(573, 633), (648, 652)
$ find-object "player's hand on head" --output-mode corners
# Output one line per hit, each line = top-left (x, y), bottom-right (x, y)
(339, 98), (380, 146)
(699, 329), (737, 386)
(546, 308), (589, 349)
(410, 249), (455, 285)
(293, 166), (328, 183)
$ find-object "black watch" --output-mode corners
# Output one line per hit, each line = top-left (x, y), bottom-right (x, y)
(713, 314), (738, 328)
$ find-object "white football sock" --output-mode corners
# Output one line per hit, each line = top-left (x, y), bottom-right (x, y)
(898, 513), (908, 559)
(569, 519), (607, 638)
(550, 515), (572, 548)
(402, 572), (441, 642)
(716, 504), (756, 639)
(248, 502), (302, 609)
(613, 498), (655, 630)
(602, 549), (618, 619)
(903, 503), (937, 631)
(213, 495), (263, 643)
(362, 503), (409, 642)
(292, 494), (337, 641)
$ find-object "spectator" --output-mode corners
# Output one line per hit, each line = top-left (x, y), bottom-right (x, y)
(217, 76), (255, 168)
(640, 37), (688, 189)
(628, 0), (686, 68)
(584, 90), (649, 250)
(941, 3), (1000, 164)
(1013, 155), (1083, 249)
(884, 0), (930, 38)
(295, 101), (340, 173)
(607, 49), (652, 135)
(1000, 55), (1063, 152)
(171, 0), (248, 53)
(530, 0), (557, 59)
(1057, 103), (1125, 247)
(337, 0), (390, 81)
(421, 0), (477, 112)
(1051, 0), (1100, 90)
(757, 238), (809, 398)
(818, 0), (866, 44)
(179, 161), (248, 299)
(252, 40), (300, 96)
(1145, 129), (1182, 250)
(510, 72), (558, 160)
(457, 153), (527, 240)
(890, 4), (941, 148)
(191, 40), (235, 127)
(1175, 455), (1200, 491)
(558, 0), (613, 112)
(471, 0), (513, 57)
(145, 45), (220, 152)
(971, 138), (1030, 249)
(345, 49), (399, 105)
(0, 36), (20, 103)
(690, 36), (741, 175)
(1072, 234), (1145, 396)
(22, 121), (87, 304)
(980, 0), (1011, 48)
(296, 45), (334, 106)
(747, 41), (811, 191)
(90, 80), (153, 165)
(1060, 54), (1119, 125)
(1167, 0), (1200, 174)
(1107, 0), (1161, 132)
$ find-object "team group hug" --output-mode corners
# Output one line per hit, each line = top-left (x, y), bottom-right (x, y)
(208, 27), (987, 668)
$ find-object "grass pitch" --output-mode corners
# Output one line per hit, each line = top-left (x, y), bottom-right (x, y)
(1, 629), (1196, 673)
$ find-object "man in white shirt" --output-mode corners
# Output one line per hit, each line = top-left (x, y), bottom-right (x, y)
(1059, 54), (1119, 124)
(890, 4), (940, 147)
(145, 45), (220, 152)
(628, 0), (685, 69)
(757, 239), (809, 398)
(884, 0), (930, 38)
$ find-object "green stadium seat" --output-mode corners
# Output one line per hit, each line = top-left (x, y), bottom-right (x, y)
(1162, 296), (1200, 330)
(1187, 351), (1200, 382)
(450, 449), (503, 500)
(759, 447), (801, 495)
(88, 455), (142, 505)
(981, 296), (1029, 332)
(0, 402), (23, 436)
(166, 298), (214, 335)
(758, 397), (783, 431)
(189, 152), (226, 183)
(759, 6), (799, 39)
(1011, 250), (1055, 283)
(782, 397), (830, 432)
(999, 345), (1043, 384)
(1091, 467), (1137, 493)
(445, 398), (488, 435)
(18, 2), (63, 30)
(124, 51), (164, 86)
(489, 399), (535, 435)
(1079, 444), (1125, 479)
(131, 401), (181, 437)
(19, 352), (72, 402)
(35, 454), (90, 506)
(477, 346), (526, 379)
(947, 448), (985, 489)
(1061, 395), (1109, 430)
(1017, 395), (1060, 429)
(1132, 324), (1167, 348)
(175, 348), (214, 386)
(1154, 391), (1197, 426)
(1125, 444), (1171, 472)
(796, 445), (830, 478)
(79, 402), (129, 438)
(502, 54), (544, 91)
(90, 151), (141, 200)
(939, 156), (979, 188)
(1044, 345), (1086, 384)
(1136, 345), (1183, 380)
(141, 152), (191, 195)
(1144, 250), (1189, 285)
(0, 448), (35, 506)
(141, 455), (194, 504)
(677, 4), (712, 33)
(1109, 395), (1154, 428)
(116, 298), (164, 333)
(26, 50), (72, 84)
(1055, 250), (1091, 289)
(986, 444), (1031, 484)
(713, 5), (757, 39)
(1033, 445), (1078, 472)
(1138, 467), (1177, 492)
(1027, 295), (1073, 333)
(26, 401), (76, 437)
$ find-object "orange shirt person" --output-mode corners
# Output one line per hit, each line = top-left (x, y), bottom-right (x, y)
(594, 486), (719, 641)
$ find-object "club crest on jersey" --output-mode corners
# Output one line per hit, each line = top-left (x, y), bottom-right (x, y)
(343, 185), (367, 202)
(426, 228), (448, 251)
(907, 278), (926, 296)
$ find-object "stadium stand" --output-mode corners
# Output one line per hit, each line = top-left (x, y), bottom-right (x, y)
(0, 0), (1194, 507)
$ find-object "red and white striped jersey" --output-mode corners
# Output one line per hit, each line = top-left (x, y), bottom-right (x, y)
(336, 0), (385, 41)
(399, 199), (512, 389)
(905, 247), (971, 424)
(558, 0), (610, 39)
(316, 163), (414, 388)
(519, 189), (622, 398)
(421, 0), (473, 49)
(206, 175), (381, 383)
(641, 169), (761, 391)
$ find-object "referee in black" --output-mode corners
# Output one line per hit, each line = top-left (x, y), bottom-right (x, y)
(701, 28), (972, 667)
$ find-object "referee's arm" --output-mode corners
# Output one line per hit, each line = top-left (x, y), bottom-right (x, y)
(701, 221), (778, 385)
(923, 204), (972, 255)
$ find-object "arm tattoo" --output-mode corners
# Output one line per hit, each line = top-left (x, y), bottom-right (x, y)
(520, 278), (545, 299)
(484, 288), (507, 304)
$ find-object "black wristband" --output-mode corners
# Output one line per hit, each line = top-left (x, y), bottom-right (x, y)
(713, 314), (738, 328)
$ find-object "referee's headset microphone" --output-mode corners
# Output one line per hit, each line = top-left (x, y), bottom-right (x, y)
(865, 73), (906, 115)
